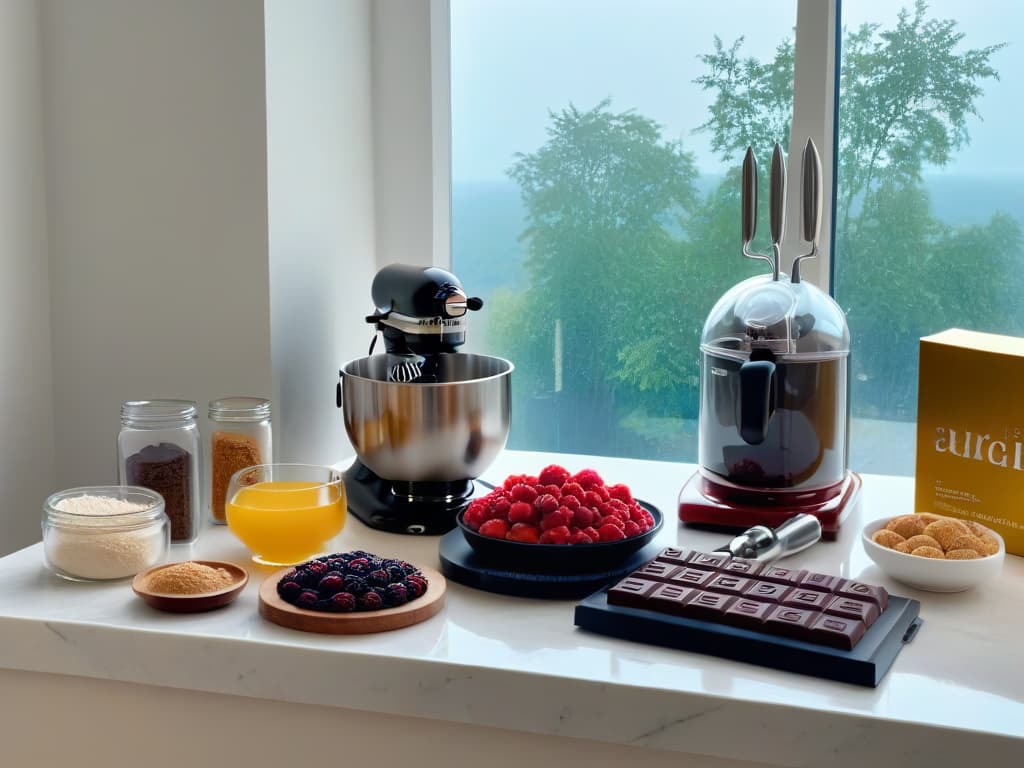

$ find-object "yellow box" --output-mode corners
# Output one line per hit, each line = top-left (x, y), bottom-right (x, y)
(915, 328), (1024, 556)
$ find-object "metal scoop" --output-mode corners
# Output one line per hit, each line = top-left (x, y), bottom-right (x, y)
(714, 513), (822, 562)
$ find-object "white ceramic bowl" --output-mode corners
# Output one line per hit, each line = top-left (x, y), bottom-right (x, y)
(861, 517), (1005, 593)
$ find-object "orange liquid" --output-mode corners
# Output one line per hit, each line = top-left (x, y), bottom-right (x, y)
(226, 480), (346, 566)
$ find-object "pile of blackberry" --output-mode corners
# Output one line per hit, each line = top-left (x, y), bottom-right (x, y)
(276, 551), (428, 613)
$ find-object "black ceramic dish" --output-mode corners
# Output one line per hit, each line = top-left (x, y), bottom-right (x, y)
(456, 501), (663, 573)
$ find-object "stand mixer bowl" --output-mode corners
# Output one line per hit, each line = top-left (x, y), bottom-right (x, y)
(340, 353), (512, 483)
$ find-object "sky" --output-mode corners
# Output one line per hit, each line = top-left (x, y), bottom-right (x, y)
(451, 0), (1020, 182)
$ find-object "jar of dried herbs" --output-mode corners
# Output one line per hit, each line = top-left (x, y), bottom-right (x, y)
(118, 399), (201, 543)
(207, 397), (272, 524)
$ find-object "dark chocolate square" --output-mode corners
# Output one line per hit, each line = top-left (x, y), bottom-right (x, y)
(670, 566), (716, 588)
(723, 598), (774, 629)
(809, 613), (867, 650)
(763, 605), (819, 640)
(686, 551), (732, 570)
(781, 588), (832, 611)
(720, 558), (764, 576)
(607, 577), (660, 608)
(825, 595), (881, 626)
(742, 580), (791, 603)
(680, 590), (736, 620)
(836, 580), (889, 611)
(705, 573), (755, 596)
(799, 572), (842, 592)
(759, 565), (806, 586)
(647, 583), (697, 616)
(654, 547), (691, 566)
(632, 561), (680, 582)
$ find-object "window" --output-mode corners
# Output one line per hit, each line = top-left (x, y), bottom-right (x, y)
(446, 0), (1017, 477)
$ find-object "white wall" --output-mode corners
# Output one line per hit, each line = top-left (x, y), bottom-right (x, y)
(41, 0), (273, 491)
(264, 0), (377, 466)
(0, 0), (57, 554)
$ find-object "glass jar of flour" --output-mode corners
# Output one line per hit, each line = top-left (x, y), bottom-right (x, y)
(207, 397), (272, 524)
(118, 399), (201, 543)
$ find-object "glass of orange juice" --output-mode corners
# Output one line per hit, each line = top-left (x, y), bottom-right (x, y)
(225, 463), (346, 566)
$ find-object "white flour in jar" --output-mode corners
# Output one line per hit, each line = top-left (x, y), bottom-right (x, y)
(44, 494), (166, 580)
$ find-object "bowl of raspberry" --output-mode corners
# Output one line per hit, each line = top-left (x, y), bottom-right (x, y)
(458, 464), (662, 572)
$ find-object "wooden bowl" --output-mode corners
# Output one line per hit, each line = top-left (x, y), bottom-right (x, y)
(132, 560), (249, 613)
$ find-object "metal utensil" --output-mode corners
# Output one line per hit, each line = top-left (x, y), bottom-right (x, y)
(741, 147), (773, 273)
(768, 142), (787, 282)
(714, 513), (822, 561)
(791, 138), (822, 284)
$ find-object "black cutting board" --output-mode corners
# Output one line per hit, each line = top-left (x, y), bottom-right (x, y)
(574, 587), (922, 687)
(438, 529), (664, 600)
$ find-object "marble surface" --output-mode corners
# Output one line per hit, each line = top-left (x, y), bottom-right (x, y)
(1, 450), (1022, 766)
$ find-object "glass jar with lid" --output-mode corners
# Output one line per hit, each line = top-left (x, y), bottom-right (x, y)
(207, 397), (272, 524)
(118, 399), (201, 543)
(42, 485), (169, 581)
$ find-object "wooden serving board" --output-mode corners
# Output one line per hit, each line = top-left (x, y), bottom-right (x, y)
(258, 565), (446, 634)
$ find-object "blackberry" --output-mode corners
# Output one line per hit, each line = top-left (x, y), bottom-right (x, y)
(297, 568), (321, 588)
(295, 590), (319, 609)
(318, 575), (345, 595)
(344, 574), (368, 595)
(383, 582), (409, 607)
(277, 580), (303, 600)
(330, 592), (356, 612)
(314, 599), (332, 612)
(368, 569), (390, 588)
(358, 591), (383, 611)
(281, 569), (300, 583)
(327, 558), (346, 572)
(400, 562), (419, 576)
(347, 558), (371, 575)
(385, 565), (406, 583)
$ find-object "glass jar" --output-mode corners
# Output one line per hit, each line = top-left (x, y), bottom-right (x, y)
(118, 399), (201, 543)
(207, 397), (272, 524)
(42, 485), (169, 581)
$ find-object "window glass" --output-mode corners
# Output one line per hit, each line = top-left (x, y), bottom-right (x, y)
(834, 0), (1021, 475)
(450, 0), (798, 461)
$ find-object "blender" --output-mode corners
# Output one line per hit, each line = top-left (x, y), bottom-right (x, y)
(678, 140), (860, 538)
(337, 264), (513, 535)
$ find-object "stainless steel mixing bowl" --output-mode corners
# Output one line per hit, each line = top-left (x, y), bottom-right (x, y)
(340, 353), (513, 482)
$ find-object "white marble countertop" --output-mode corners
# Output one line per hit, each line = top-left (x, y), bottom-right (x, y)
(1, 450), (1022, 766)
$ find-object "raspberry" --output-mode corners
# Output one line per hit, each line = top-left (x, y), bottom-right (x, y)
(347, 558), (370, 575)
(508, 501), (537, 524)
(608, 483), (634, 504)
(572, 468), (605, 489)
(561, 482), (585, 499)
(572, 506), (596, 528)
(405, 575), (428, 596)
(599, 515), (625, 530)
(502, 473), (532, 491)
(583, 526), (600, 540)
(506, 522), (540, 543)
(318, 575), (345, 595)
(601, 499), (629, 519)
(560, 494), (581, 511)
(509, 483), (539, 503)
(597, 523), (626, 542)
(479, 518), (509, 539)
(583, 490), (603, 508)
(534, 493), (560, 515)
(537, 464), (571, 487)
(490, 497), (512, 519)
(623, 520), (641, 537)
(540, 508), (572, 531)
(568, 530), (594, 544)
(307, 561), (329, 577)
(539, 525), (571, 544)
(296, 590), (319, 608)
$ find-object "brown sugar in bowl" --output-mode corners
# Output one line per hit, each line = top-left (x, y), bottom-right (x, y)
(132, 560), (248, 613)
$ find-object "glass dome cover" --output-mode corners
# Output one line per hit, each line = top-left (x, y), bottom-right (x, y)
(701, 273), (850, 362)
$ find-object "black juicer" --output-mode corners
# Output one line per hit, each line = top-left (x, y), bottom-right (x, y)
(337, 264), (513, 535)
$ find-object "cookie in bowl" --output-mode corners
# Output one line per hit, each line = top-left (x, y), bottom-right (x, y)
(862, 514), (1004, 592)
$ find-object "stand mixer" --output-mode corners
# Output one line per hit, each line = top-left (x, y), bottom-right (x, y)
(337, 264), (513, 535)
(678, 140), (860, 538)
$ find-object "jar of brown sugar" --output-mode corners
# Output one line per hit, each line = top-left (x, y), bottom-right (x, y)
(118, 400), (201, 543)
(207, 397), (272, 524)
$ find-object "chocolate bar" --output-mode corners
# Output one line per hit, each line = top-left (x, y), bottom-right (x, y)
(574, 548), (922, 687)
(610, 547), (888, 650)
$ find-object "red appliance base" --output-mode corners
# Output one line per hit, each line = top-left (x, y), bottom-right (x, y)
(677, 470), (862, 540)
